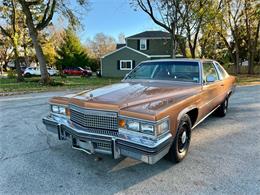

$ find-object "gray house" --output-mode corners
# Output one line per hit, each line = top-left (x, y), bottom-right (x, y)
(101, 31), (172, 77)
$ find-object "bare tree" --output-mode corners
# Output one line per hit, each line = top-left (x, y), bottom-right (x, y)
(118, 33), (126, 44)
(86, 33), (116, 59)
(132, 0), (182, 58)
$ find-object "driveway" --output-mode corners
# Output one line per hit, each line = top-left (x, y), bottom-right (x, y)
(0, 86), (259, 194)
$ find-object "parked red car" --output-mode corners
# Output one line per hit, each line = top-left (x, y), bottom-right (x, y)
(63, 67), (92, 77)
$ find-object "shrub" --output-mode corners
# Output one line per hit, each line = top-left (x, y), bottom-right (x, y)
(7, 69), (17, 79)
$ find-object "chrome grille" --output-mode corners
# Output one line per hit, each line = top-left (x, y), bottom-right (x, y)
(70, 105), (118, 131)
(95, 142), (112, 151)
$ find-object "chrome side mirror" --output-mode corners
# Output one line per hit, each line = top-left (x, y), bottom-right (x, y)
(206, 75), (216, 82)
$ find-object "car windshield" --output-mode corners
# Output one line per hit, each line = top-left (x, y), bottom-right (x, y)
(78, 67), (84, 70)
(125, 61), (200, 83)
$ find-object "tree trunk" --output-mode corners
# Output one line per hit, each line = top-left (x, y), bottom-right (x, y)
(171, 23), (176, 58)
(19, 0), (50, 84)
(234, 42), (240, 74)
(13, 42), (24, 82)
(248, 45), (254, 74)
(247, 20), (259, 74)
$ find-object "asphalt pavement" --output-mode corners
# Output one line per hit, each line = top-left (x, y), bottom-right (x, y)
(0, 85), (259, 195)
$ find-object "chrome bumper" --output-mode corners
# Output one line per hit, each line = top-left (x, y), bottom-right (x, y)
(42, 115), (172, 164)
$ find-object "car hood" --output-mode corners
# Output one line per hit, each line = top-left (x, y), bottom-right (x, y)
(68, 81), (201, 113)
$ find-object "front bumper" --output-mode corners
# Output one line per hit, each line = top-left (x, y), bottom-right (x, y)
(42, 115), (172, 164)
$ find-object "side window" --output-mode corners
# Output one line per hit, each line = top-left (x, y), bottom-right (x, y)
(202, 62), (219, 83)
(214, 62), (229, 79)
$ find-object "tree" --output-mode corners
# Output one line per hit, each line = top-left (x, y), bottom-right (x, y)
(86, 33), (116, 59)
(176, 0), (213, 58)
(56, 28), (89, 70)
(0, 35), (12, 72)
(17, 0), (89, 84)
(0, 0), (25, 81)
(132, 0), (181, 58)
(244, 0), (260, 74)
(118, 33), (126, 44)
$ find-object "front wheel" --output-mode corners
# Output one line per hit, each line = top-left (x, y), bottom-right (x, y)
(167, 114), (192, 163)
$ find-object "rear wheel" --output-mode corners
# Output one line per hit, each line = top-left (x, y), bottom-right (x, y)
(24, 73), (31, 77)
(215, 98), (228, 117)
(167, 114), (192, 163)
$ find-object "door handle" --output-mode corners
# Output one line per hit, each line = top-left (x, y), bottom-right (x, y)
(220, 84), (224, 86)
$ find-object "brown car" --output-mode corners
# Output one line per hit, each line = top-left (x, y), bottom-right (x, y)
(43, 59), (236, 164)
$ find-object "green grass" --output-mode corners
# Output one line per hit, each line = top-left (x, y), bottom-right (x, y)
(236, 74), (260, 85)
(0, 76), (121, 94)
(1, 74), (259, 94)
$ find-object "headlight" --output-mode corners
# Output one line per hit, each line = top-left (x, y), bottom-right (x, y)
(126, 120), (140, 131)
(119, 118), (155, 135)
(119, 117), (169, 137)
(141, 124), (154, 135)
(51, 105), (59, 113)
(59, 107), (66, 115)
(51, 104), (68, 115)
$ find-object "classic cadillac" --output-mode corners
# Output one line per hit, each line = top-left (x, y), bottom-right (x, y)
(43, 59), (236, 164)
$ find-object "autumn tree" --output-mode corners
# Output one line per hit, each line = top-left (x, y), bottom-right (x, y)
(0, 34), (12, 72)
(17, 0), (89, 84)
(86, 33), (116, 59)
(244, 0), (260, 74)
(0, 0), (25, 81)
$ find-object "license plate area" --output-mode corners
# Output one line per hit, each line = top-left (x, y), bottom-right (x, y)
(72, 138), (94, 154)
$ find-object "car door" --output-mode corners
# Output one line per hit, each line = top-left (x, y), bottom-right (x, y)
(200, 61), (224, 116)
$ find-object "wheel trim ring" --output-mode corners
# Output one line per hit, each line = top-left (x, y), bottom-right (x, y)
(177, 124), (190, 153)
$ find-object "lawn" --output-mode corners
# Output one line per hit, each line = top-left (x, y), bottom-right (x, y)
(0, 76), (121, 95)
(236, 74), (260, 85)
(0, 74), (259, 95)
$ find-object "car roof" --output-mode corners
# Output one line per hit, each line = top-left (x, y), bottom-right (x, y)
(142, 58), (214, 63)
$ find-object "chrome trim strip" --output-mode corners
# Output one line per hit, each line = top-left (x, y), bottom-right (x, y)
(192, 105), (220, 129)
(69, 103), (118, 113)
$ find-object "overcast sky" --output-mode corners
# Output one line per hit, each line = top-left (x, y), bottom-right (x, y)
(75, 0), (162, 42)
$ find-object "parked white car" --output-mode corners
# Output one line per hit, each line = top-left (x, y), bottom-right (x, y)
(23, 67), (58, 77)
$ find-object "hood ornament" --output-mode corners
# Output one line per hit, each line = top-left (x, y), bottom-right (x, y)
(89, 93), (94, 100)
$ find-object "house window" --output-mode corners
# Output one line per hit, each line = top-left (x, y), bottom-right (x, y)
(120, 60), (132, 70)
(140, 39), (147, 50)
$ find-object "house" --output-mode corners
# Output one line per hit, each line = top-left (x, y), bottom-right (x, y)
(101, 30), (172, 77)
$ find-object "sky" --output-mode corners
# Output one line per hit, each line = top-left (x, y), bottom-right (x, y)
(76, 0), (162, 43)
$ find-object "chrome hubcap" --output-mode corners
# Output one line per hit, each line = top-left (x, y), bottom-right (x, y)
(181, 131), (187, 144)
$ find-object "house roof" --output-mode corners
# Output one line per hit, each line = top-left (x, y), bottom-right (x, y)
(116, 43), (126, 49)
(101, 46), (151, 59)
(127, 31), (171, 39)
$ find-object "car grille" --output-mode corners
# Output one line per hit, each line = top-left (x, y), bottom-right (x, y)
(70, 105), (118, 131)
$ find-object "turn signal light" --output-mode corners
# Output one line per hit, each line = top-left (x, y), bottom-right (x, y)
(66, 108), (71, 117)
(118, 119), (126, 128)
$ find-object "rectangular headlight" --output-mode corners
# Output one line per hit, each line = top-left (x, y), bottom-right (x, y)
(126, 120), (140, 131)
(59, 107), (66, 115)
(51, 105), (67, 115)
(51, 105), (59, 113)
(119, 117), (169, 137)
(140, 124), (154, 135)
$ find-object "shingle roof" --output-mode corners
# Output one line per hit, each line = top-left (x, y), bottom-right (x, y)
(127, 31), (171, 39)
(116, 43), (126, 49)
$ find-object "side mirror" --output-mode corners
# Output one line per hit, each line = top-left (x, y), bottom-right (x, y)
(206, 75), (216, 82)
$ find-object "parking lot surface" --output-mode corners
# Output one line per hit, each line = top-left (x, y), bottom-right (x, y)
(0, 85), (260, 194)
